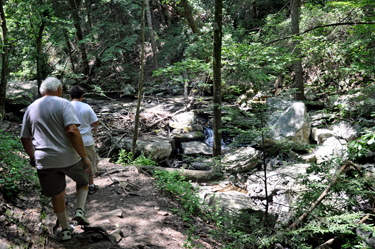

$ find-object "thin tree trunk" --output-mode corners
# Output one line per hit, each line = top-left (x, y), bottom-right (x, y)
(145, 0), (159, 72)
(131, 0), (145, 157)
(182, 71), (189, 100)
(68, 0), (90, 76)
(114, 1), (132, 83)
(63, 29), (76, 73)
(212, 0), (222, 158)
(36, 22), (46, 98)
(0, 0), (8, 121)
(291, 0), (304, 100)
(84, 0), (92, 33)
(181, 0), (200, 35)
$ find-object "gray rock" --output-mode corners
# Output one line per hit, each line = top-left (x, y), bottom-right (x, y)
(171, 131), (205, 142)
(315, 137), (348, 164)
(113, 136), (174, 162)
(267, 98), (311, 145)
(6, 80), (38, 106)
(331, 121), (358, 142)
(206, 191), (261, 213)
(311, 128), (334, 144)
(169, 111), (196, 129)
(222, 146), (261, 172)
(180, 141), (212, 156)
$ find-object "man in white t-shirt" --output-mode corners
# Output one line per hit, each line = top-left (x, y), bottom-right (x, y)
(21, 77), (91, 242)
(70, 86), (99, 195)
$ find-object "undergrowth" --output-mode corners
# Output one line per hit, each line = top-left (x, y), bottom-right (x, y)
(116, 149), (159, 166)
(0, 130), (38, 200)
(117, 142), (375, 248)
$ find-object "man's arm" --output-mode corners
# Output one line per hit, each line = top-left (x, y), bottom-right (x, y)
(21, 138), (35, 167)
(21, 138), (34, 158)
(66, 124), (92, 174)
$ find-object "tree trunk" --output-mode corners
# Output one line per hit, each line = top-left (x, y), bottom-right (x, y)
(68, 0), (90, 76)
(212, 0), (222, 158)
(291, 0), (304, 100)
(145, 0), (159, 72)
(181, 0), (200, 35)
(131, 0), (146, 156)
(0, 0), (8, 121)
(113, 1), (133, 83)
(63, 29), (76, 73)
(36, 22), (46, 98)
(84, 0), (92, 33)
(182, 71), (189, 100)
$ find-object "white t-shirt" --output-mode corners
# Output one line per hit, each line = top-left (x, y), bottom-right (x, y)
(20, 96), (81, 170)
(70, 101), (98, 146)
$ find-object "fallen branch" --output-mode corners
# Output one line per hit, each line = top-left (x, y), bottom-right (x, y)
(286, 164), (349, 231)
(104, 168), (129, 196)
(147, 98), (194, 128)
(137, 165), (222, 182)
(106, 132), (127, 158)
(316, 214), (372, 249)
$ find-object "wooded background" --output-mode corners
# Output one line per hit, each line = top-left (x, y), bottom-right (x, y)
(0, 0), (374, 123)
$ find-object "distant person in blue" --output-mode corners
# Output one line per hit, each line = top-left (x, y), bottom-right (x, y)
(70, 86), (99, 195)
(20, 77), (91, 242)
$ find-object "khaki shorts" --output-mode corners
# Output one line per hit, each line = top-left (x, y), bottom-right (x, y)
(37, 161), (89, 197)
(85, 145), (99, 175)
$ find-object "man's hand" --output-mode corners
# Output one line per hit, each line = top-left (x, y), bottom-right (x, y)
(29, 158), (36, 167)
(81, 158), (92, 174)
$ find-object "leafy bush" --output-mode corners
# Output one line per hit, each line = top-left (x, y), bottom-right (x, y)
(0, 130), (38, 199)
(348, 127), (375, 161)
(116, 149), (159, 166)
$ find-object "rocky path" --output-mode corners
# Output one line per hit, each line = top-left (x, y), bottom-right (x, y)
(0, 158), (222, 249)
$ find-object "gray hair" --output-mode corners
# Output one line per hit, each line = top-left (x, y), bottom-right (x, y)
(40, 77), (62, 95)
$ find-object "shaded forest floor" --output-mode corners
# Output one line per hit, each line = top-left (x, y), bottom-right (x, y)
(0, 119), (223, 249)
(0, 158), (223, 249)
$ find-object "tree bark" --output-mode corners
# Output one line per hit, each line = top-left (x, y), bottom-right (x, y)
(84, 0), (92, 33)
(212, 0), (222, 157)
(0, 0), (8, 121)
(180, 0), (200, 35)
(291, 0), (304, 100)
(131, 0), (146, 156)
(36, 21), (46, 98)
(182, 71), (189, 101)
(63, 29), (76, 73)
(68, 0), (90, 76)
(145, 0), (159, 73)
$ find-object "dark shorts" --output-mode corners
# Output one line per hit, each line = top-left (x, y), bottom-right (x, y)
(37, 161), (89, 197)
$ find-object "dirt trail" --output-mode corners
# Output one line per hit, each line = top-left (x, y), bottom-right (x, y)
(0, 158), (222, 249)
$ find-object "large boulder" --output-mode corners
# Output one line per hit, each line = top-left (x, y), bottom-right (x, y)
(171, 131), (205, 143)
(112, 136), (174, 162)
(205, 191), (261, 213)
(6, 80), (38, 107)
(169, 111), (196, 129)
(221, 146), (261, 172)
(267, 98), (311, 145)
(315, 136), (348, 164)
(246, 163), (317, 226)
(180, 141), (212, 156)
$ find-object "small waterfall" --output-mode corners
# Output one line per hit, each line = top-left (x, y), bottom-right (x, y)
(204, 127), (231, 147)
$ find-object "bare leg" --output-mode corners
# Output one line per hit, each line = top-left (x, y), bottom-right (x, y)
(89, 174), (94, 185)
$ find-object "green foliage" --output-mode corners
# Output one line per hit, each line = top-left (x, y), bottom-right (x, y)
(0, 130), (38, 199)
(116, 149), (159, 166)
(348, 127), (375, 160)
(153, 170), (202, 219)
